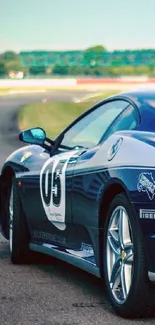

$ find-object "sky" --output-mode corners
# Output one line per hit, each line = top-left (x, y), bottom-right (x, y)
(0, 0), (155, 52)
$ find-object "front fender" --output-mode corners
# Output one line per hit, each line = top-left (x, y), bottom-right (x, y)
(1, 144), (44, 175)
(0, 144), (44, 238)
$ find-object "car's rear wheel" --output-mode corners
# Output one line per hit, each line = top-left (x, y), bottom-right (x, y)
(103, 193), (155, 318)
(9, 178), (31, 264)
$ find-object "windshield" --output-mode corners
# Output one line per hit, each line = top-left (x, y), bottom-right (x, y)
(61, 100), (128, 149)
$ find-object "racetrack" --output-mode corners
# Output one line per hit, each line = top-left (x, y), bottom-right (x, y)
(0, 90), (95, 168)
(0, 91), (154, 325)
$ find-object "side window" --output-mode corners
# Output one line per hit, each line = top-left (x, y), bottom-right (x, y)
(105, 104), (139, 138)
(61, 100), (129, 149)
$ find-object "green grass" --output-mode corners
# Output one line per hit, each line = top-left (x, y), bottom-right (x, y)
(0, 88), (11, 94)
(18, 91), (118, 139)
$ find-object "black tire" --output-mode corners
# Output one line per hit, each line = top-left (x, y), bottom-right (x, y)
(103, 193), (155, 318)
(9, 177), (31, 264)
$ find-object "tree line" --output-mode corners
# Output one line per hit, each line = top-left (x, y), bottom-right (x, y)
(1, 45), (155, 77)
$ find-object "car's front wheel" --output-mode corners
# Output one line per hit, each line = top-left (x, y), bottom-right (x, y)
(9, 178), (31, 264)
(103, 193), (155, 318)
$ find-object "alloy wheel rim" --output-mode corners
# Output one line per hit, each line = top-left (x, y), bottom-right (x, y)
(9, 186), (13, 252)
(106, 205), (134, 304)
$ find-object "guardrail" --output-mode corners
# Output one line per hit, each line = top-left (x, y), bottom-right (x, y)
(0, 79), (77, 87)
(0, 78), (155, 88)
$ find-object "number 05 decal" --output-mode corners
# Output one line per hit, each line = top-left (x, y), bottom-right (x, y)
(40, 151), (77, 231)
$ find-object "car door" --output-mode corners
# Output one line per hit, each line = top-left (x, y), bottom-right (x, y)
(59, 99), (136, 253)
(21, 147), (83, 249)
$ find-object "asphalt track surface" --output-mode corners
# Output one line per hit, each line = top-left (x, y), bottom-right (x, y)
(0, 91), (154, 325)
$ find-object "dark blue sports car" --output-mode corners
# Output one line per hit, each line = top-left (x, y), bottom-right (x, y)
(1, 89), (155, 318)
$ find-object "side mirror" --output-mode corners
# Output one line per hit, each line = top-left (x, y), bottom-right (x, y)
(19, 127), (46, 146)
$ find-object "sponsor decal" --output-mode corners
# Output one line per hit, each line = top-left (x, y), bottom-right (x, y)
(139, 209), (155, 219)
(137, 173), (155, 200)
(107, 138), (123, 161)
(33, 230), (66, 245)
(66, 243), (94, 258)
(81, 242), (94, 255)
(21, 152), (32, 163)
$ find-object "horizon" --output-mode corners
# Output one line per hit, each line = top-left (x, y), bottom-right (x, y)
(2, 46), (155, 54)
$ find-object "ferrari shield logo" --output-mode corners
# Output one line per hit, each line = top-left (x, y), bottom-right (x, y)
(21, 152), (32, 163)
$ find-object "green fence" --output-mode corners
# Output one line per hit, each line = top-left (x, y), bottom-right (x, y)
(20, 50), (155, 67)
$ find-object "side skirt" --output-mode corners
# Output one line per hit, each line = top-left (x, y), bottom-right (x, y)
(29, 242), (100, 278)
